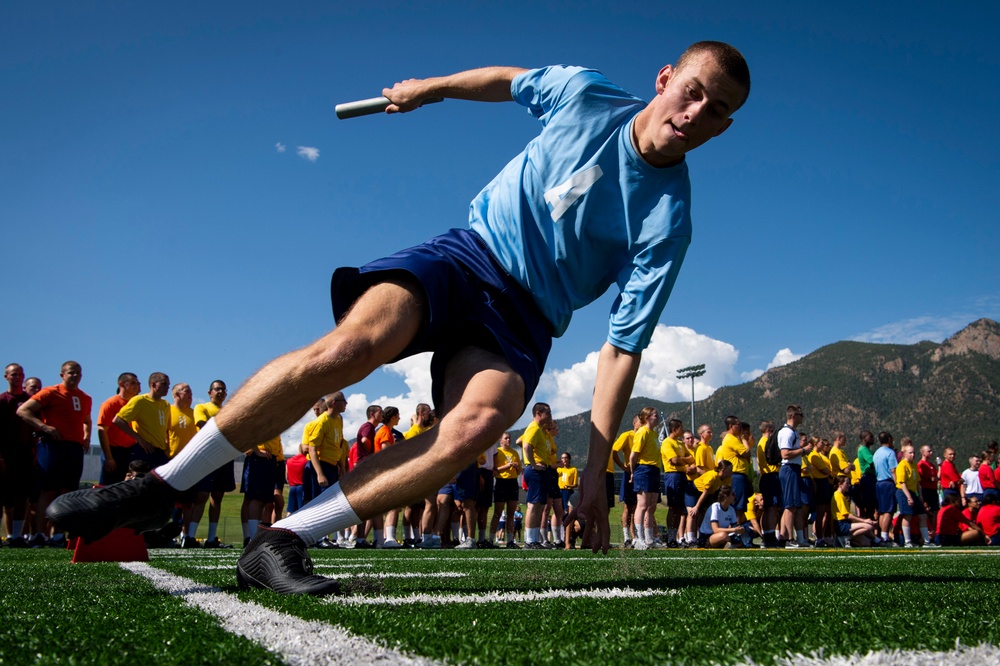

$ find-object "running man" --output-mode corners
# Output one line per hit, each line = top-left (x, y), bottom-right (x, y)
(49, 42), (751, 594)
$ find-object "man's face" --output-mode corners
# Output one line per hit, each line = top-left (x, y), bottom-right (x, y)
(537, 407), (553, 427)
(329, 394), (347, 415)
(921, 446), (933, 460)
(174, 384), (193, 408)
(904, 447), (915, 462)
(946, 450), (955, 462)
(209, 383), (227, 406)
(792, 410), (804, 427)
(5, 364), (24, 392)
(640, 53), (744, 166)
(647, 412), (660, 430)
(371, 407), (383, 423)
(121, 376), (141, 400)
(24, 378), (41, 395)
(61, 364), (82, 390)
(151, 377), (170, 399)
(972, 457), (981, 470)
(500, 432), (511, 447)
(683, 433), (696, 448)
(560, 454), (570, 467)
(700, 427), (713, 443)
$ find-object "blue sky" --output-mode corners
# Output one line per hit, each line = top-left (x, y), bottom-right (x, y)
(3, 2), (999, 449)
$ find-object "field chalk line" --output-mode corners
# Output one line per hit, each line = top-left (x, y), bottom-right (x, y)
(120, 562), (441, 666)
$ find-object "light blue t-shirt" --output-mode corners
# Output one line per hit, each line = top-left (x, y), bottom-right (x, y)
(469, 66), (692, 353)
(873, 446), (898, 482)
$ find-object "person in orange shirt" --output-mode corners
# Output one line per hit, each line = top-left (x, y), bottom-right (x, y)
(374, 407), (405, 548)
(96, 372), (141, 485)
(17, 361), (92, 547)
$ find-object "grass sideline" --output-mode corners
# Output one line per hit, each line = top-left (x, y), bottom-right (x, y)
(2, 546), (999, 665)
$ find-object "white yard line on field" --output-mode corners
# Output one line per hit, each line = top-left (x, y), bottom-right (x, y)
(743, 643), (1000, 666)
(120, 562), (442, 666)
(327, 586), (680, 606)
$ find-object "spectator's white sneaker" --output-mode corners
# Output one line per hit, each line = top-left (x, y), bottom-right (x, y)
(381, 539), (402, 549)
(455, 538), (477, 549)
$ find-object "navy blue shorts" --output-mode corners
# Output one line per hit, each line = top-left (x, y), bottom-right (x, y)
(606, 472), (616, 508)
(759, 472), (781, 509)
(896, 488), (925, 515)
(455, 462), (479, 502)
(546, 467), (562, 500)
(633, 464), (660, 494)
(939, 534), (961, 547)
(683, 479), (699, 508)
(241, 455), (276, 503)
(780, 464), (802, 509)
(560, 488), (573, 510)
(331, 228), (552, 411)
(477, 467), (494, 506)
(274, 459), (286, 491)
(437, 482), (456, 497)
(287, 484), (305, 514)
(921, 488), (940, 511)
(985, 488), (1000, 502)
(812, 477), (832, 505)
(876, 479), (897, 514)
(303, 461), (339, 505)
(128, 444), (169, 471)
(619, 474), (637, 505)
(524, 467), (546, 504)
(663, 472), (686, 508)
(730, 473), (752, 510)
(856, 471), (877, 512)
(36, 439), (83, 491)
(100, 445), (134, 486)
(494, 477), (519, 503)
(799, 476), (814, 507)
(836, 519), (853, 537)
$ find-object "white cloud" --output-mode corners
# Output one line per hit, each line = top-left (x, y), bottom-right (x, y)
(275, 142), (286, 153)
(852, 315), (974, 345)
(297, 146), (319, 162)
(740, 347), (805, 382)
(534, 325), (740, 418)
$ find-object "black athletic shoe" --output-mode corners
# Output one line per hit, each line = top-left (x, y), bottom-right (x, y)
(46, 474), (175, 544)
(204, 538), (234, 549)
(6, 536), (28, 549)
(181, 535), (201, 549)
(236, 526), (341, 596)
(314, 537), (339, 549)
(28, 534), (47, 548)
(48, 535), (67, 549)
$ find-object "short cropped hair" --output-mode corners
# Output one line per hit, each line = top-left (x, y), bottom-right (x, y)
(786, 405), (802, 419)
(366, 404), (382, 419)
(676, 41), (751, 110)
(532, 402), (551, 417)
(667, 418), (683, 434)
(118, 372), (138, 385)
(878, 431), (893, 446)
(149, 372), (168, 386)
(724, 415), (740, 430)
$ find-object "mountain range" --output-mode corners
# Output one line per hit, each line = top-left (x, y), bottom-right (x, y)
(550, 318), (1000, 467)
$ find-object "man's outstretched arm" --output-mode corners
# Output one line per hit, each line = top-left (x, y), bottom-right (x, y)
(574, 342), (641, 554)
(382, 67), (527, 113)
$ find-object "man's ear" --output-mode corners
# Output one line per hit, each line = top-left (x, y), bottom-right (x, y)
(713, 117), (734, 138)
(654, 64), (674, 95)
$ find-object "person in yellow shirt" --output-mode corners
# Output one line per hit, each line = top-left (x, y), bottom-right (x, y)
(660, 418), (691, 547)
(114, 372), (172, 467)
(557, 452), (578, 513)
(828, 431), (850, 479)
(241, 435), (281, 546)
(755, 420), (781, 547)
(520, 402), (554, 549)
(715, 416), (752, 520)
(807, 438), (835, 547)
(167, 383), (200, 548)
(612, 415), (640, 546)
(543, 422), (566, 546)
(832, 475), (876, 546)
(629, 407), (661, 550)
(896, 443), (936, 547)
(491, 432), (522, 548)
(694, 424), (716, 479)
(191, 380), (233, 549)
(686, 460), (733, 544)
(404, 402), (436, 547)
(679, 430), (700, 545)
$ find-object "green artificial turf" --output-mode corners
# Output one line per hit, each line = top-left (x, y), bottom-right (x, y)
(5, 544), (999, 665)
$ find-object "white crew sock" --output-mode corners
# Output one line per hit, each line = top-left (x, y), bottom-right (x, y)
(920, 526), (931, 542)
(623, 526), (630, 541)
(526, 527), (540, 544)
(558, 525), (565, 542)
(451, 523), (461, 541)
(881, 531), (889, 541)
(154, 419), (242, 490)
(208, 522), (219, 541)
(795, 529), (806, 545)
(248, 520), (259, 539)
(635, 523), (645, 543)
(272, 482), (361, 547)
(903, 525), (912, 544)
(187, 522), (199, 539)
(686, 531), (697, 543)
(386, 526), (396, 542)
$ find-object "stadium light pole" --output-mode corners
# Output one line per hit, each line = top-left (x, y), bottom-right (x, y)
(676, 364), (706, 429)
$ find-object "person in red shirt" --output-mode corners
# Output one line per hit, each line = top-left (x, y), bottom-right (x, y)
(96, 372), (141, 485)
(976, 494), (1000, 546)
(980, 449), (998, 502)
(936, 493), (982, 546)
(1, 363), (35, 546)
(285, 443), (309, 515)
(16, 361), (92, 547)
(939, 447), (963, 501)
(917, 445), (940, 539)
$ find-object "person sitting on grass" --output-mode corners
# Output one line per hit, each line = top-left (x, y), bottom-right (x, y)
(742, 492), (764, 548)
(697, 486), (743, 548)
(975, 493), (1000, 546)
(685, 459), (733, 545)
(936, 492), (983, 546)
(831, 476), (876, 547)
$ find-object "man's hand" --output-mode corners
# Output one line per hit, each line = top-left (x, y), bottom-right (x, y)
(569, 472), (610, 554)
(103, 458), (116, 473)
(383, 79), (434, 114)
(42, 424), (63, 440)
(137, 438), (155, 454)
